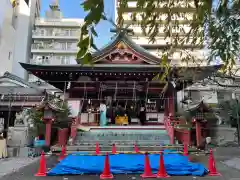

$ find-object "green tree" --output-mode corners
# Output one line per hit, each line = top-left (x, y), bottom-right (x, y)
(217, 99), (240, 127)
(77, 0), (240, 74)
(29, 100), (71, 136)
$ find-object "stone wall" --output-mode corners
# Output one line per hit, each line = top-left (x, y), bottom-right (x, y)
(209, 126), (236, 145)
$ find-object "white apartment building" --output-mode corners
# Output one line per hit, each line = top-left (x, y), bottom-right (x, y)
(29, 1), (83, 84)
(0, 0), (16, 75)
(0, 0), (41, 79)
(114, 1), (235, 105)
(115, 0), (205, 66)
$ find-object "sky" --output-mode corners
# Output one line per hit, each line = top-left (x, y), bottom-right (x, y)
(40, 0), (115, 48)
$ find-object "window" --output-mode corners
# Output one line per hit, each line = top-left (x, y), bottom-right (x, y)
(40, 29), (45, 36)
(46, 28), (53, 36)
(61, 56), (70, 64)
(67, 42), (72, 49)
(43, 56), (50, 64)
(8, 52), (12, 60)
(61, 42), (66, 50)
(11, 8), (17, 29)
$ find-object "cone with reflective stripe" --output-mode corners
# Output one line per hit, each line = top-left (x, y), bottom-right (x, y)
(134, 143), (139, 153)
(96, 142), (100, 155)
(35, 151), (47, 177)
(156, 151), (170, 178)
(111, 143), (117, 154)
(208, 149), (221, 176)
(100, 153), (113, 179)
(140, 152), (156, 178)
(58, 146), (66, 161)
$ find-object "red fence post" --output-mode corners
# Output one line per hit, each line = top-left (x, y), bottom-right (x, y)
(58, 128), (69, 146)
(70, 117), (79, 142)
(195, 121), (202, 147)
(183, 130), (191, 146)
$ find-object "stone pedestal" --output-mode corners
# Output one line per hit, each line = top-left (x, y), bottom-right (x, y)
(7, 126), (29, 147)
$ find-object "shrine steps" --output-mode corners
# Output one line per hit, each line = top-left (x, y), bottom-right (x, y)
(52, 125), (173, 152)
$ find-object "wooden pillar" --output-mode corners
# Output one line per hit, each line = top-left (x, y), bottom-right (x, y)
(195, 120), (202, 147)
(44, 119), (52, 146)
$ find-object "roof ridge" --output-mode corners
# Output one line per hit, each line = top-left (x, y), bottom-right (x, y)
(1, 71), (43, 92)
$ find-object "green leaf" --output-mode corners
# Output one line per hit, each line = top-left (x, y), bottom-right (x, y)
(80, 0), (94, 11)
(78, 36), (90, 48)
(91, 27), (98, 37)
(90, 37), (98, 51)
(83, 52), (92, 64)
(76, 47), (87, 60)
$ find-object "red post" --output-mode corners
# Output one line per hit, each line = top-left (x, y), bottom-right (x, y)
(169, 96), (174, 116)
(195, 121), (202, 147)
(44, 119), (52, 146)
(58, 128), (69, 146)
(169, 126), (175, 144)
(183, 130), (191, 146)
(70, 117), (79, 141)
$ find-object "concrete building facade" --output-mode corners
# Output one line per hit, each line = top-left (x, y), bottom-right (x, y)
(114, 0), (238, 105)
(114, 0), (205, 66)
(29, 1), (83, 84)
(0, 0), (17, 75)
(0, 0), (41, 79)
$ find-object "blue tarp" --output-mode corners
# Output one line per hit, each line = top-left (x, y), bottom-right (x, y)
(48, 151), (208, 176)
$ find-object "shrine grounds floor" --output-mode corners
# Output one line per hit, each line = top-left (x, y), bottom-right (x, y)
(1, 147), (240, 180)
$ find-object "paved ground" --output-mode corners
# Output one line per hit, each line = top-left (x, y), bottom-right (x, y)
(1, 147), (240, 180)
(0, 157), (40, 178)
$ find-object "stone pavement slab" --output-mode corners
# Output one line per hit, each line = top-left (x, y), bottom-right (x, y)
(0, 157), (39, 178)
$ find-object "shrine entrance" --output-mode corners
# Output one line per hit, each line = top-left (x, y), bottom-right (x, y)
(68, 80), (166, 126)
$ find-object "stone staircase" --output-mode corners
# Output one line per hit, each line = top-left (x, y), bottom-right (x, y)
(51, 128), (181, 152)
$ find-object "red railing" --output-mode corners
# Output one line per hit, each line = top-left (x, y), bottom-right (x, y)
(163, 115), (175, 144)
(164, 115), (191, 145)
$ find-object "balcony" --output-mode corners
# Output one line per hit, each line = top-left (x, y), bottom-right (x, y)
(31, 43), (78, 54)
(35, 18), (83, 27)
(32, 30), (80, 40)
(30, 58), (51, 65)
(30, 56), (72, 65)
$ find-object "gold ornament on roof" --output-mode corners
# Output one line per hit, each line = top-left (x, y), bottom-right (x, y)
(116, 42), (127, 49)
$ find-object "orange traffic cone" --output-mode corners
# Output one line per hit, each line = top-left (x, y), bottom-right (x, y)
(58, 146), (66, 161)
(100, 153), (113, 179)
(35, 151), (47, 177)
(111, 143), (117, 154)
(208, 149), (221, 176)
(140, 152), (156, 178)
(134, 144), (139, 153)
(183, 143), (188, 156)
(156, 151), (170, 178)
(96, 142), (100, 155)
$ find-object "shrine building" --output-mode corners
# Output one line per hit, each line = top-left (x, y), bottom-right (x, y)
(20, 30), (221, 126)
